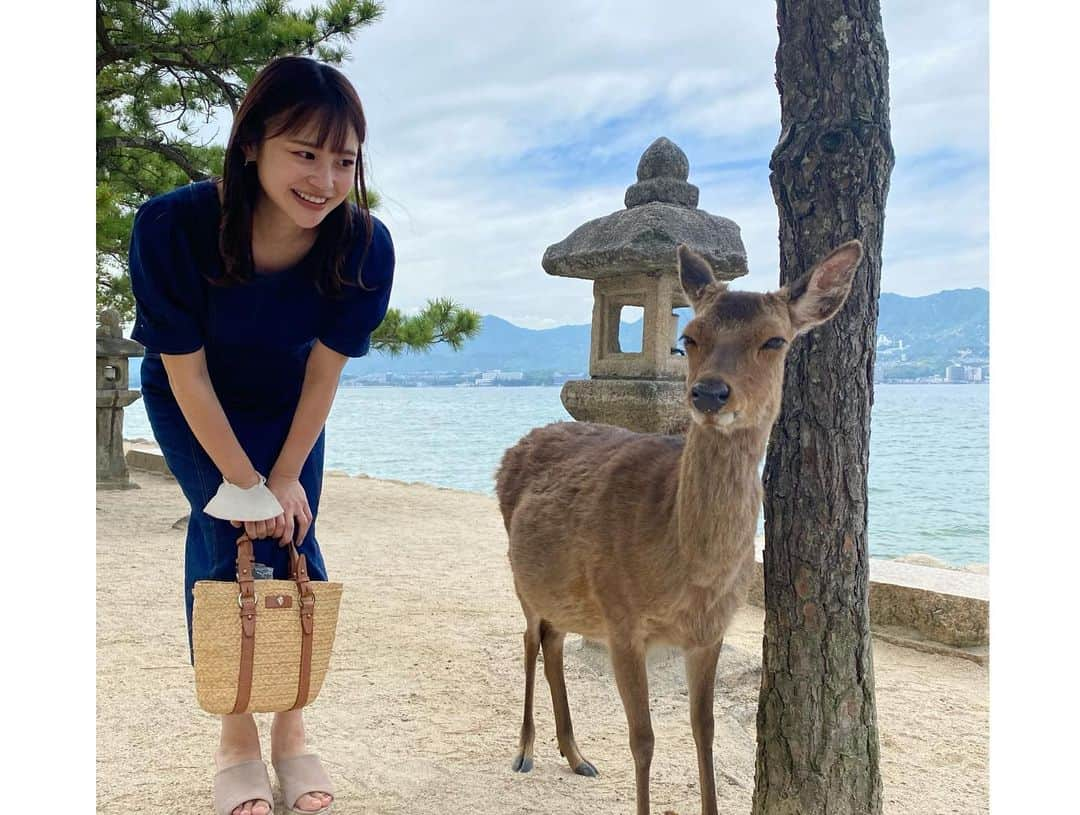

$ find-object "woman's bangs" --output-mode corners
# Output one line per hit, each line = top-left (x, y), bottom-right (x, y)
(266, 100), (361, 155)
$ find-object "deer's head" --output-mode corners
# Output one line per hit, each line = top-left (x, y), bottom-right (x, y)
(676, 240), (864, 433)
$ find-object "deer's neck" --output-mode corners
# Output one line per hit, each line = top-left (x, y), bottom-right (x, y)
(675, 422), (767, 570)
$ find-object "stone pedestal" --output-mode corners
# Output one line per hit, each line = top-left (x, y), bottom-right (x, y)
(560, 379), (688, 435)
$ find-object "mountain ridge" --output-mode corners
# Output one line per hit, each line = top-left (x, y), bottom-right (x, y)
(342, 287), (989, 379)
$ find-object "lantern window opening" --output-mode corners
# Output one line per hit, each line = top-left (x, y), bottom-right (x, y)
(619, 305), (644, 354)
(602, 295), (646, 358)
(671, 306), (693, 356)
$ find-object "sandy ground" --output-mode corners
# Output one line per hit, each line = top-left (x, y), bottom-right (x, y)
(96, 469), (988, 814)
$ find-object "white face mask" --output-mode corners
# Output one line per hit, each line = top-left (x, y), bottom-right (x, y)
(203, 474), (284, 522)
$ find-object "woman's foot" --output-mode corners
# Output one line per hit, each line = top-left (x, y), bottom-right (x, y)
(214, 749), (272, 815)
(271, 711), (333, 812)
(217, 715), (272, 815)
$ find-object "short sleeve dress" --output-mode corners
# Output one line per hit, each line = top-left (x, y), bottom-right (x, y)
(129, 180), (394, 657)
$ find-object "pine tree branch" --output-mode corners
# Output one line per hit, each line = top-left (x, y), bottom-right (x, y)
(98, 135), (210, 181)
(96, 1), (134, 74)
(175, 47), (242, 113)
(131, 52), (244, 114)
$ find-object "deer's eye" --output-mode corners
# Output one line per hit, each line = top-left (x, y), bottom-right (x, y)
(679, 334), (697, 348)
(761, 337), (786, 350)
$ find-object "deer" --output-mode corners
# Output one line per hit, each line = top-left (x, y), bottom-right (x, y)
(494, 239), (864, 815)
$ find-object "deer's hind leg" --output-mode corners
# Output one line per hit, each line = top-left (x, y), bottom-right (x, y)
(512, 607), (542, 773)
(540, 626), (598, 777)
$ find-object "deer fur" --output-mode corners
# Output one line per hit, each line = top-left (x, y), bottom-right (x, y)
(495, 239), (864, 815)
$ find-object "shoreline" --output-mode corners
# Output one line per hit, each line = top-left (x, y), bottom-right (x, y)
(122, 437), (990, 573)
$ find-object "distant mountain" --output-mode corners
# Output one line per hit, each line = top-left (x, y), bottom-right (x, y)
(875, 288), (988, 378)
(341, 315), (593, 376)
(127, 288), (988, 386)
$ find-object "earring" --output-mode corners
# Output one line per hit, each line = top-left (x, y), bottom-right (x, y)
(244, 158), (254, 167)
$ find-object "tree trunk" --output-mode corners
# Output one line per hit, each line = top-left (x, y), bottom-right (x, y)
(752, 2), (894, 814)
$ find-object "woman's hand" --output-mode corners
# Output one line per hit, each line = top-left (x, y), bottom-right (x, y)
(215, 472), (288, 542)
(266, 473), (313, 547)
(230, 516), (285, 542)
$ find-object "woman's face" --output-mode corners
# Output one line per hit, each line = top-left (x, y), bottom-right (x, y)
(246, 118), (360, 231)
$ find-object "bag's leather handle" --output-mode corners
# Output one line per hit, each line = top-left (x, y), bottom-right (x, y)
(287, 541), (316, 710)
(235, 533), (311, 582)
(230, 533), (317, 714)
(233, 535), (257, 713)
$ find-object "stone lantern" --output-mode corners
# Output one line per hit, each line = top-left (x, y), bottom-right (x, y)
(542, 137), (748, 434)
(97, 309), (143, 489)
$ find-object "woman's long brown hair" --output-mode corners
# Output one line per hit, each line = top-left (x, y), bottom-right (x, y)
(217, 56), (375, 295)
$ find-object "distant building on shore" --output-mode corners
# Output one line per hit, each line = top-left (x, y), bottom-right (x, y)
(944, 364), (987, 383)
(475, 369), (525, 385)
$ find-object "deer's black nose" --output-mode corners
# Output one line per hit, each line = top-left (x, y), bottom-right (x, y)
(691, 380), (731, 413)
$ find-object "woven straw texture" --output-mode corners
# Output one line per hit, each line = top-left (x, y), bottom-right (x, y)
(192, 579), (342, 715)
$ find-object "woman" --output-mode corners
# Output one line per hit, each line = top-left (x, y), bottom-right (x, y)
(130, 56), (394, 815)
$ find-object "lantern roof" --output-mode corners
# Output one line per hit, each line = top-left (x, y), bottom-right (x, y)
(542, 138), (749, 281)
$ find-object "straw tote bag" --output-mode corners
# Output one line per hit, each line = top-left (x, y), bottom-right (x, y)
(192, 533), (343, 715)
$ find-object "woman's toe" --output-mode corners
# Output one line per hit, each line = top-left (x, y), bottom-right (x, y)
(296, 792), (331, 811)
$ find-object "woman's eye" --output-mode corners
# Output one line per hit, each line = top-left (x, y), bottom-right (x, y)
(340, 159), (355, 168)
(761, 337), (786, 350)
(295, 151), (315, 160)
(679, 334), (697, 348)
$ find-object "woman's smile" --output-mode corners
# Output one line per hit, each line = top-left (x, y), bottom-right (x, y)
(292, 188), (330, 208)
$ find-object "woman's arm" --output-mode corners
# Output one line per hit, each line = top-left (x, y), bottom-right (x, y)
(161, 349), (260, 486)
(268, 340), (349, 545)
(160, 350), (281, 540)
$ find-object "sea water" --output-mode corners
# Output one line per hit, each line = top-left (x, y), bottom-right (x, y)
(122, 383), (988, 565)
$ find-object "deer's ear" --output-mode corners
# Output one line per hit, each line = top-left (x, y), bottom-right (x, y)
(677, 245), (723, 309)
(784, 240), (863, 335)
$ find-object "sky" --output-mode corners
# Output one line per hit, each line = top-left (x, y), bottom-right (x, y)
(285, 0), (992, 329)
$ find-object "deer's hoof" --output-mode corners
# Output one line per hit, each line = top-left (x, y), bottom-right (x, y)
(573, 760), (599, 777)
(511, 753), (534, 773)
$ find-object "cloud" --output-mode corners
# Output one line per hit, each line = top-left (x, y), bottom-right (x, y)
(320, 0), (987, 326)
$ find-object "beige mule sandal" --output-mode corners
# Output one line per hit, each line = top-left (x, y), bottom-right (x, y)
(272, 754), (334, 814)
(214, 759), (274, 815)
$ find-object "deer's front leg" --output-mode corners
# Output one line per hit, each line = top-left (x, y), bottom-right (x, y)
(610, 640), (654, 815)
(685, 640), (723, 815)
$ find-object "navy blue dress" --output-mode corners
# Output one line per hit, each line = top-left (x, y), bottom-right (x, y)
(129, 180), (394, 658)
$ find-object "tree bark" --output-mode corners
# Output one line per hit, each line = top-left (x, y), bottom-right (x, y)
(752, 2), (893, 814)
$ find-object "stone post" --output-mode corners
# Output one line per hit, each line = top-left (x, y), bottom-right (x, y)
(97, 309), (144, 490)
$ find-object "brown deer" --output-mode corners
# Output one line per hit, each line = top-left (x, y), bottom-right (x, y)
(495, 239), (863, 815)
